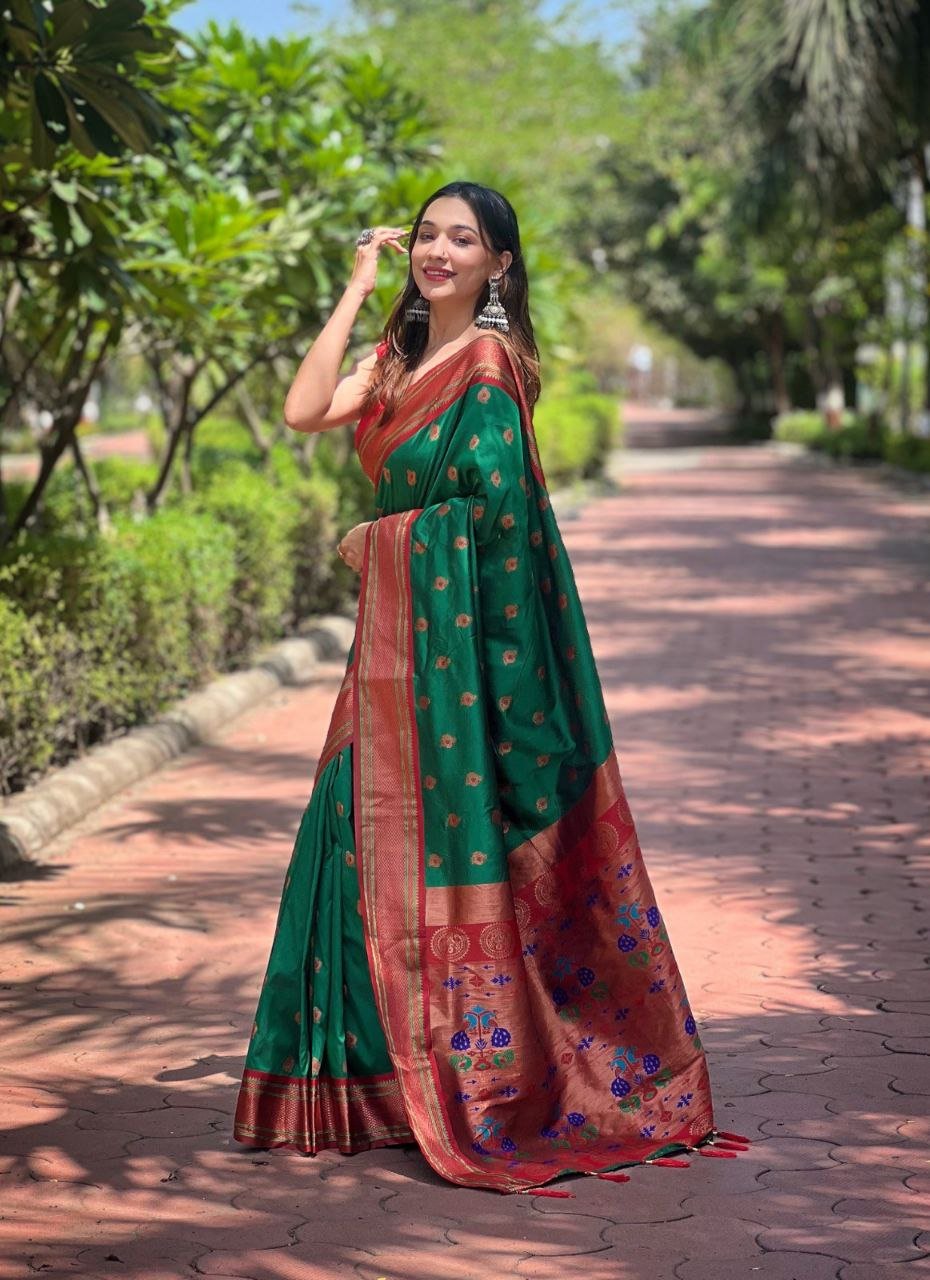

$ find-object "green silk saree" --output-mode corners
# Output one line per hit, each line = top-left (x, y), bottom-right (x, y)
(234, 333), (716, 1191)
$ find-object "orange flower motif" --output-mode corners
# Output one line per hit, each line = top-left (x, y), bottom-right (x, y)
(504, 556), (518, 572)
(502, 819), (511, 833)
(538, 495), (550, 510)
(548, 543), (558, 560)
(447, 813), (461, 828)
(470, 850), (487, 864)
(465, 771), (483, 786)
(519, 475), (527, 492)
(558, 592), (568, 610)
(500, 513), (515, 529)
(345, 851), (355, 866)
(406, 468), (417, 485)
(530, 530), (543, 546)
(541, 577), (552, 593)
(423, 775), (437, 790)
(503, 427), (514, 443)
(382, 468), (392, 483)
(447, 464), (458, 481)
(346, 1031), (358, 1048)
(314, 956), (323, 972)
(498, 695), (512, 711)
(413, 540), (426, 554)
(313, 1006), (322, 1023)
(536, 753), (550, 766)
(490, 469), (502, 487)
(537, 665), (546, 679)
(460, 691), (477, 706)
(336, 801), (344, 815)
(440, 733), (457, 748)
(415, 616), (429, 632)
(491, 808), (502, 825)
(469, 434), (480, 449)
(536, 796), (549, 813)
(428, 853), (443, 868)
(476, 386), (491, 403)
(429, 424), (440, 440)
(566, 645), (576, 660)
(418, 694), (431, 709)
(454, 535), (468, 550)
(473, 503), (485, 521)
(498, 741), (513, 755)
(439, 502), (450, 515)
(504, 604), (519, 620)
(433, 576), (448, 590)
(502, 649), (518, 665)
(455, 613), (472, 627)
(436, 655), (451, 669)
(532, 710), (545, 725)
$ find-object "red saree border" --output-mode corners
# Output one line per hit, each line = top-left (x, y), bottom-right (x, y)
(356, 334), (543, 490)
(312, 660), (354, 784)
(353, 509), (496, 1188)
(234, 1067), (412, 1154)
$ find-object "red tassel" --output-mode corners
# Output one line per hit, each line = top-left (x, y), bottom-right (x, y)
(698, 1148), (736, 1158)
(596, 1171), (631, 1183)
(714, 1141), (749, 1152)
(718, 1130), (752, 1143)
(647, 1157), (690, 1168)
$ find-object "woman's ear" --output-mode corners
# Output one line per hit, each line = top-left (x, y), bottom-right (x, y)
(497, 250), (513, 276)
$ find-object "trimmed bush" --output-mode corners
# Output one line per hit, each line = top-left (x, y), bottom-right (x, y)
(533, 386), (621, 483)
(195, 462), (299, 665)
(0, 594), (67, 793)
(774, 410), (930, 471)
(884, 434), (930, 472)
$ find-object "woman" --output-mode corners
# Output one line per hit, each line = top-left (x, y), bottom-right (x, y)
(233, 181), (729, 1193)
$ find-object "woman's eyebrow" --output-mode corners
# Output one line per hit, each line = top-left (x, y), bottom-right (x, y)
(419, 220), (479, 235)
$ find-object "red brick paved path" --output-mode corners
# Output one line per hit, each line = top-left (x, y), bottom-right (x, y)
(2, 443), (928, 1279)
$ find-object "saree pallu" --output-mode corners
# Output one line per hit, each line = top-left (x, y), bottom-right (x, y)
(234, 333), (715, 1191)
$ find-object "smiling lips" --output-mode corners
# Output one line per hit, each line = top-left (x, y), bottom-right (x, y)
(424, 268), (455, 280)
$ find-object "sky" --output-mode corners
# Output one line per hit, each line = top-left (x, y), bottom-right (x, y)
(173, 0), (640, 46)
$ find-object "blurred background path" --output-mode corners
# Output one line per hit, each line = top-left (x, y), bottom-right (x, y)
(1, 436), (928, 1280)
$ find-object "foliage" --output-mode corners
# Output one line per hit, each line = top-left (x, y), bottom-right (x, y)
(774, 409), (930, 471)
(533, 382), (620, 482)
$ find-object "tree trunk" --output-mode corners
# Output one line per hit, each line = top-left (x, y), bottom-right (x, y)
(1, 326), (112, 545)
(765, 312), (792, 416)
(146, 365), (194, 513)
(235, 383), (271, 459)
(70, 433), (111, 533)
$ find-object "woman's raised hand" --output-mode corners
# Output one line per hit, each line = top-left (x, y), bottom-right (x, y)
(350, 226), (409, 299)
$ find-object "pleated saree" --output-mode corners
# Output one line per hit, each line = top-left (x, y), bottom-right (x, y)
(233, 332), (717, 1191)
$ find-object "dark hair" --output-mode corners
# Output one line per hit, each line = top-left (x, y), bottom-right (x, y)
(360, 180), (540, 428)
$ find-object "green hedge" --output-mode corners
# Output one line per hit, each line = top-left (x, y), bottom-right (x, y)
(533, 378), (621, 482)
(774, 410), (930, 472)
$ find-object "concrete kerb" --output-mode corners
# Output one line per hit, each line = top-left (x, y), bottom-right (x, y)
(0, 612), (356, 874)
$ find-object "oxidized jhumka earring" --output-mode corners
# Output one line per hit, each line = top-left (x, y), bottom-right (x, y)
(474, 274), (509, 332)
(405, 291), (430, 322)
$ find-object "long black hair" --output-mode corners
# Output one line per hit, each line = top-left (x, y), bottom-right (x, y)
(361, 180), (540, 427)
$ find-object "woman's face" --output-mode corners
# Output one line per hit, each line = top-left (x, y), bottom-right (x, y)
(410, 196), (512, 309)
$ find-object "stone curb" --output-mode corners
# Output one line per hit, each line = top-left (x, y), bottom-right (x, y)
(0, 612), (356, 874)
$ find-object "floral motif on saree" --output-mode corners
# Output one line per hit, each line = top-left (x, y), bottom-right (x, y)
(234, 332), (715, 1190)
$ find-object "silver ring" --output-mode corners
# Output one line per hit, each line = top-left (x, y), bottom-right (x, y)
(356, 228), (376, 247)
